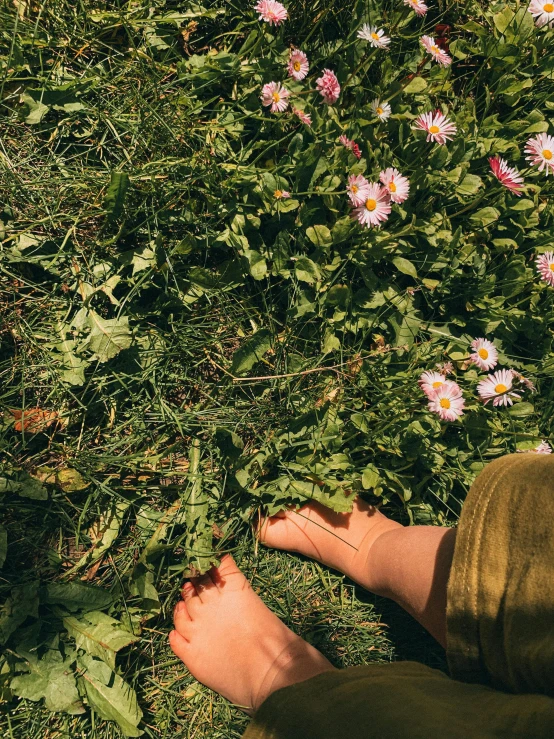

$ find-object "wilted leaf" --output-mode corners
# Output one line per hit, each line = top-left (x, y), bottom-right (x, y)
(64, 612), (138, 670)
(11, 649), (84, 715)
(32, 466), (89, 493)
(10, 408), (60, 433)
(230, 329), (272, 376)
(79, 655), (142, 737)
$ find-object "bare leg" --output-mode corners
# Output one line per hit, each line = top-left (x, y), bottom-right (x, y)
(259, 500), (456, 647)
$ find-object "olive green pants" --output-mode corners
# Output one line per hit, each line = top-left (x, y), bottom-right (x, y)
(244, 454), (554, 738)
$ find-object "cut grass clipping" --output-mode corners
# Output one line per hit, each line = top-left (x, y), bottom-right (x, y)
(1, 0), (554, 737)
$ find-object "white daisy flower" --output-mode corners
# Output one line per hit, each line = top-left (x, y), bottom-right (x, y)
(379, 168), (410, 204)
(347, 174), (371, 207)
(525, 133), (554, 176)
(413, 110), (457, 145)
(420, 35), (452, 66)
(418, 370), (448, 398)
(371, 98), (391, 121)
(469, 338), (498, 372)
(477, 369), (520, 407)
(351, 183), (391, 228)
(358, 25), (391, 49)
(536, 251), (554, 287)
(528, 0), (554, 27)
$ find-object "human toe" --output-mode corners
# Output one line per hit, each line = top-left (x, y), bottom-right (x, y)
(173, 599), (192, 637)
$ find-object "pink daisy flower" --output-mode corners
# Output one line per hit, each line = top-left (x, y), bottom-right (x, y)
(528, 0), (554, 27)
(346, 174), (371, 207)
(288, 49), (309, 81)
(404, 0), (428, 16)
(260, 81), (290, 113)
(357, 25), (390, 49)
(254, 0), (288, 26)
(469, 338), (498, 372)
(339, 135), (362, 160)
(477, 369), (520, 407)
(525, 133), (554, 176)
(419, 370), (449, 398)
(488, 156), (524, 196)
(420, 35), (452, 66)
(536, 251), (554, 287)
(316, 69), (340, 104)
(379, 168), (410, 204)
(535, 441), (553, 454)
(274, 189), (290, 199)
(351, 183), (391, 228)
(413, 110), (457, 145)
(428, 381), (465, 422)
(293, 108), (312, 125)
(437, 361), (454, 376)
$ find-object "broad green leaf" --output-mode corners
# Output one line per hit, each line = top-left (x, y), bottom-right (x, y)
(11, 649), (84, 715)
(41, 581), (113, 613)
(104, 172), (130, 219)
(362, 465), (381, 491)
(288, 480), (355, 513)
(244, 249), (268, 281)
(295, 257), (321, 284)
(16, 472), (48, 500)
(469, 207), (500, 227)
(214, 428), (244, 461)
(403, 76), (427, 93)
(79, 655), (142, 737)
(64, 612), (138, 670)
(508, 402), (534, 417)
(493, 7), (514, 34)
(456, 173), (483, 196)
(306, 225), (332, 246)
(20, 92), (49, 123)
(392, 257), (418, 279)
(230, 329), (272, 376)
(86, 311), (132, 362)
(509, 199), (534, 211)
(0, 582), (39, 644)
(322, 329), (340, 354)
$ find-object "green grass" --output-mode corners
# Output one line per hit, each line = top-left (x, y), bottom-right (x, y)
(1, 0), (553, 736)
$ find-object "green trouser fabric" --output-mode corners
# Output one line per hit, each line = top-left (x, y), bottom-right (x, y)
(243, 454), (554, 739)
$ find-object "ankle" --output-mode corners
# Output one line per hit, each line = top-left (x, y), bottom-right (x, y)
(253, 642), (336, 712)
(351, 520), (404, 594)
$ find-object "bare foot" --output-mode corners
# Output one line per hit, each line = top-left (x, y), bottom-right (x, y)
(259, 498), (402, 592)
(169, 555), (335, 713)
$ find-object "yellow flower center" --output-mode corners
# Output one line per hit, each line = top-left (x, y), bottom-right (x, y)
(544, 3), (554, 11)
(376, 107), (384, 115)
(389, 181), (397, 193)
(272, 92), (281, 103)
(371, 32), (379, 40)
(429, 125), (440, 134)
(432, 381), (443, 389)
(431, 45), (440, 53)
(274, 190), (282, 198)
(440, 398), (451, 409)
(550, 263), (554, 272)
(293, 61), (301, 71)
(478, 348), (489, 359)
(351, 184), (359, 193)
(543, 149), (553, 160)
(495, 383), (508, 394)
(365, 198), (377, 211)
